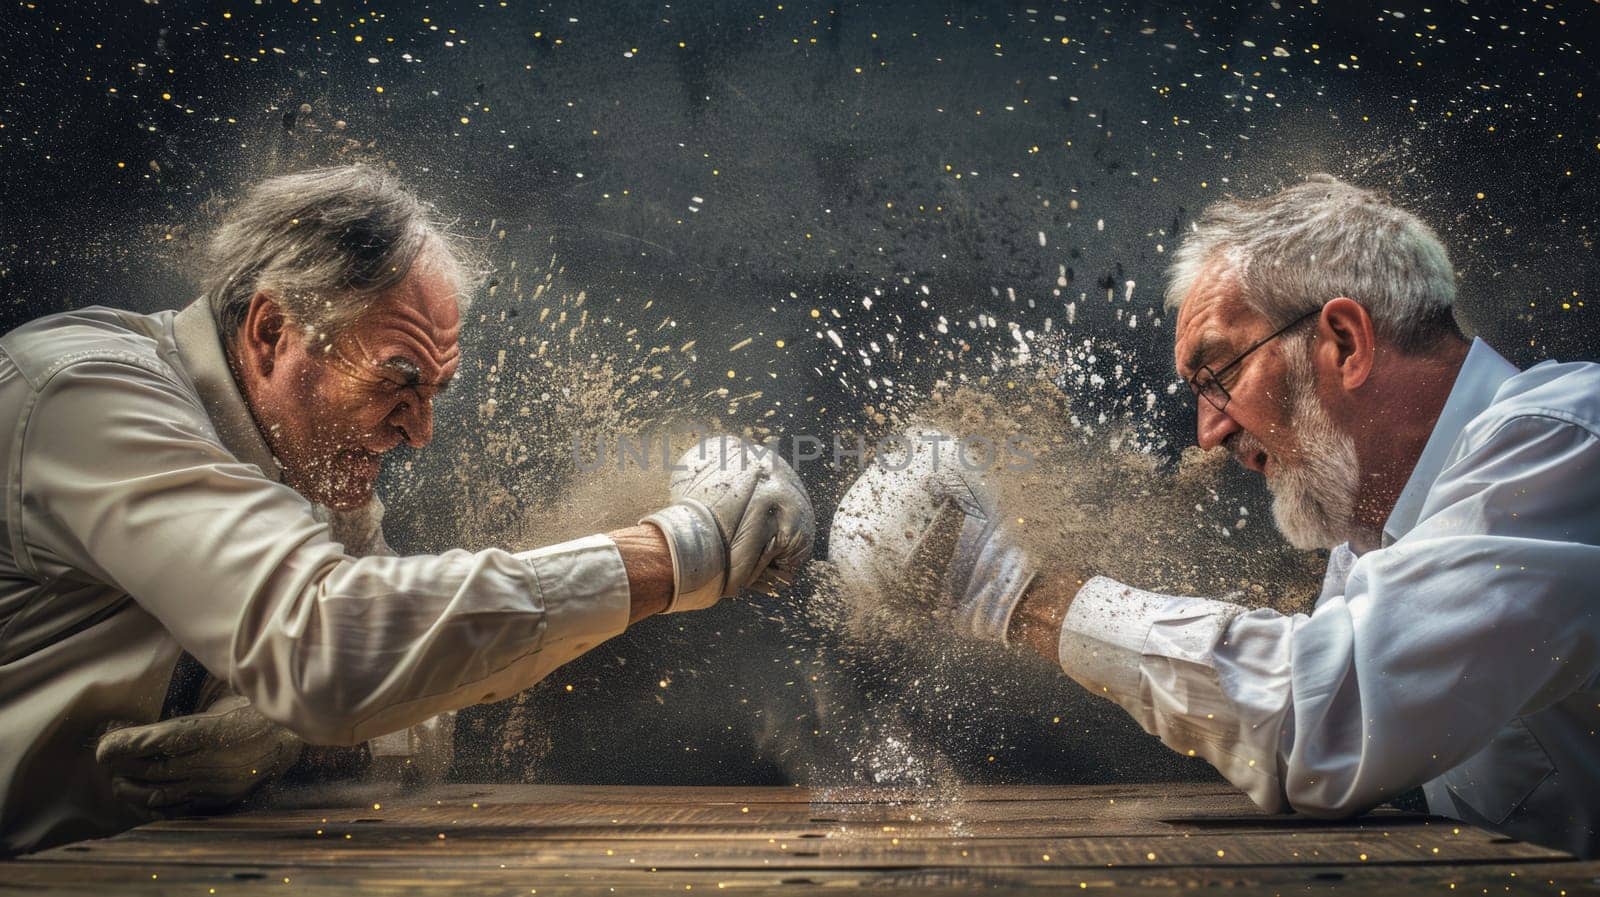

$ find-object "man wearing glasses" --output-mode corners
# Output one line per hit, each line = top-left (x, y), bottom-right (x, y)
(830, 174), (1600, 856)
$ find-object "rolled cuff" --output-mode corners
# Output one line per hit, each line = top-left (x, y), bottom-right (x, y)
(1058, 576), (1166, 699)
(1058, 576), (1282, 811)
(514, 533), (632, 652)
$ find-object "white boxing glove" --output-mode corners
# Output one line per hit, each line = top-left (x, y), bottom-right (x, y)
(642, 434), (816, 612)
(829, 428), (1036, 643)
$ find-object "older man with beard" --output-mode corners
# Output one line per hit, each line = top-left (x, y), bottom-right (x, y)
(0, 166), (814, 854)
(831, 174), (1600, 856)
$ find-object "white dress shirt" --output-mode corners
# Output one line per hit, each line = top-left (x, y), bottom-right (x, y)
(0, 301), (633, 854)
(1059, 338), (1600, 857)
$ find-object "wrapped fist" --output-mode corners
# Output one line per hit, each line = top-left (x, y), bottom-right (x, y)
(642, 434), (815, 612)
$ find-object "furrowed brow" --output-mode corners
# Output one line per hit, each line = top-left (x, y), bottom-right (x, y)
(382, 357), (423, 382)
(1183, 336), (1228, 379)
(383, 356), (453, 393)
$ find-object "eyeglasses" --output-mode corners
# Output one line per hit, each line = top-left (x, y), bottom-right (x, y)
(1188, 306), (1322, 413)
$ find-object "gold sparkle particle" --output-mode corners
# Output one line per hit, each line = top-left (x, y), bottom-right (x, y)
(726, 370), (736, 379)
(774, 339), (785, 348)
(375, 85), (384, 92)
(809, 309), (820, 318)
(1475, 192), (1485, 200)
(161, 92), (171, 100)
(460, 116), (470, 124)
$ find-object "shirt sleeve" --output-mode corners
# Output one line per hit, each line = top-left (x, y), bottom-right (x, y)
(322, 499), (462, 760)
(1057, 413), (1600, 817)
(18, 359), (632, 746)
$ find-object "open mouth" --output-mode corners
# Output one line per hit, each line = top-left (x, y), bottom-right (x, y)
(341, 449), (383, 480)
(1230, 445), (1271, 476)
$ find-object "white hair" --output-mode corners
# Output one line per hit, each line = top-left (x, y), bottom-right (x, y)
(202, 165), (485, 347)
(1165, 174), (1460, 352)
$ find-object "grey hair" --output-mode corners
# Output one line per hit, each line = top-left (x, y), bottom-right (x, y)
(202, 165), (483, 346)
(1165, 174), (1461, 352)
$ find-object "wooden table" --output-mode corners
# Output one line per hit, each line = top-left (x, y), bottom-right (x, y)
(6, 783), (1597, 895)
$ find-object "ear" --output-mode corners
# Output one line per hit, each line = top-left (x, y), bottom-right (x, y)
(1317, 297), (1376, 392)
(238, 291), (288, 377)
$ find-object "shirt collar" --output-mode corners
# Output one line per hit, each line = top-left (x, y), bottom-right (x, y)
(1381, 337), (1518, 544)
(172, 299), (283, 481)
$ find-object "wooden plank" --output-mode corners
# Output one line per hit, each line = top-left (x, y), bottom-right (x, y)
(22, 821), (1567, 869)
(113, 782), (1269, 832)
(98, 813), (1439, 842)
(6, 785), (1597, 896)
(242, 781), (1255, 812)
(5, 860), (1598, 896)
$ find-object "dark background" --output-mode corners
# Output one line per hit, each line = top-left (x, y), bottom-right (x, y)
(2, 0), (1596, 789)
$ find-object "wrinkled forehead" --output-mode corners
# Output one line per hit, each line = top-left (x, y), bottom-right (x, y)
(1171, 271), (1258, 376)
(348, 267), (463, 368)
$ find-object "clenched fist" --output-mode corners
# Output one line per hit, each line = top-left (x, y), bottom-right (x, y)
(829, 428), (1037, 643)
(642, 434), (815, 612)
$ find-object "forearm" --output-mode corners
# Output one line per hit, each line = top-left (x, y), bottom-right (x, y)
(227, 537), (632, 745)
(1049, 576), (1298, 812)
(1008, 574), (1286, 808)
(611, 524), (673, 624)
(1007, 570), (1085, 660)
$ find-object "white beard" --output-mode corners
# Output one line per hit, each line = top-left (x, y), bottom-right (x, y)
(1264, 356), (1361, 550)
(1267, 394), (1356, 550)
(1227, 342), (1362, 551)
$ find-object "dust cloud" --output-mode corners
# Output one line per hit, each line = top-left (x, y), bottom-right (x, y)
(398, 254), (1326, 802)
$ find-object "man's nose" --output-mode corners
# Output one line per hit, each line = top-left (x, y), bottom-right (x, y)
(390, 397), (434, 448)
(1195, 399), (1240, 452)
